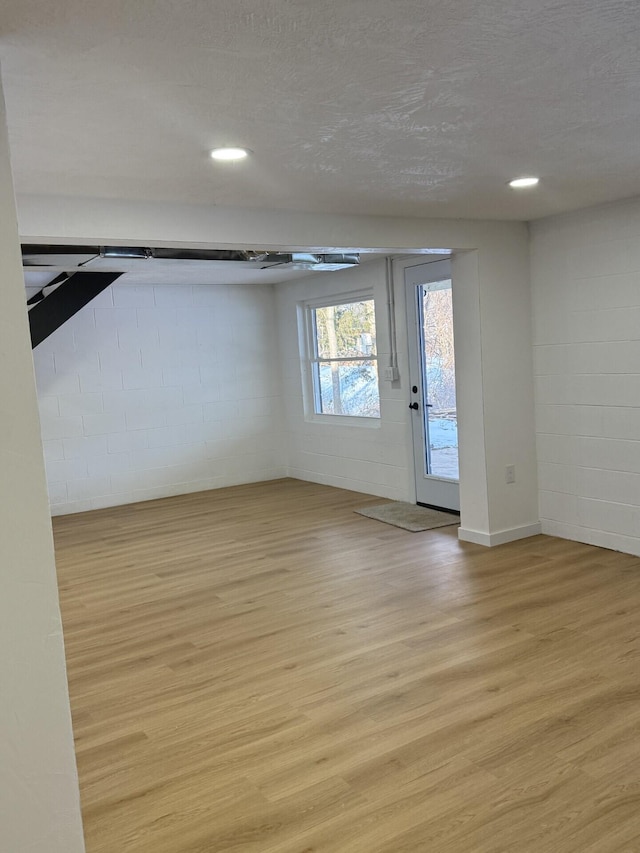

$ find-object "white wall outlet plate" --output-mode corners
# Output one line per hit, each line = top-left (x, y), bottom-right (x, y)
(383, 366), (399, 381)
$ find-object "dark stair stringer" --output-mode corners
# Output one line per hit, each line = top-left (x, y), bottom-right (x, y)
(29, 271), (122, 348)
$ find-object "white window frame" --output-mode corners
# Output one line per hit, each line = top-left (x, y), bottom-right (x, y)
(300, 290), (381, 426)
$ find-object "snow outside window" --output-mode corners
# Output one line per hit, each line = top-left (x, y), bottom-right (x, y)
(306, 295), (380, 419)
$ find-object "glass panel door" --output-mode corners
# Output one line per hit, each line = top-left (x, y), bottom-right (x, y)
(405, 260), (460, 511)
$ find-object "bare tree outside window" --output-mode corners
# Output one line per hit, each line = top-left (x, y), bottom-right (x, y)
(422, 288), (456, 412)
(310, 298), (380, 418)
(421, 284), (458, 479)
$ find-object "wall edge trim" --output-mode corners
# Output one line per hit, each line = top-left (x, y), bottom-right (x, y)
(458, 521), (542, 547)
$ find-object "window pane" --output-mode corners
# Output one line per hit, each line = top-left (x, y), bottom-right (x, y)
(421, 283), (458, 479)
(317, 360), (380, 417)
(314, 300), (377, 359)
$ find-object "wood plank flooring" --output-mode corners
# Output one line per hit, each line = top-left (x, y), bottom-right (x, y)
(52, 478), (640, 852)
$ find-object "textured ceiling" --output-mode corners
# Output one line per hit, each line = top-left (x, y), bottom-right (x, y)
(1, 0), (639, 221)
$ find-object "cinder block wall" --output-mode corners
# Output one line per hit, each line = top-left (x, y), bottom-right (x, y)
(531, 197), (640, 556)
(33, 282), (285, 514)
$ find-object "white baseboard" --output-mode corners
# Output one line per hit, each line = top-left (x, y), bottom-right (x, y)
(458, 521), (542, 547)
(285, 468), (403, 501)
(541, 520), (640, 558)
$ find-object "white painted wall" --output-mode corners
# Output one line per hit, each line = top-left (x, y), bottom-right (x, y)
(450, 250), (490, 532)
(457, 232), (540, 545)
(18, 193), (540, 544)
(276, 259), (411, 500)
(34, 281), (285, 514)
(275, 237), (541, 542)
(0, 80), (85, 852)
(531, 197), (640, 556)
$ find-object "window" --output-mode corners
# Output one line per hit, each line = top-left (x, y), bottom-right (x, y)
(305, 294), (380, 419)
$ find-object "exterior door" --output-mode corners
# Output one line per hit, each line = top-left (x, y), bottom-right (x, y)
(405, 260), (460, 511)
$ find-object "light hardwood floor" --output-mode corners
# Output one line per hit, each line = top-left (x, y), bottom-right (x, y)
(53, 478), (640, 852)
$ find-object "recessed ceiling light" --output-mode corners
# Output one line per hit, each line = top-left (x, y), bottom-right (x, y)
(509, 176), (539, 188)
(210, 147), (250, 162)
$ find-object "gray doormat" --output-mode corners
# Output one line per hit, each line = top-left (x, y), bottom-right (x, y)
(355, 501), (460, 532)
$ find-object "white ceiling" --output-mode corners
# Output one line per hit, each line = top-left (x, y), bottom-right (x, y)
(2, 0), (640, 222)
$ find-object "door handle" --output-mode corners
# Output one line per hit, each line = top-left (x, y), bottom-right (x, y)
(409, 402), (419, 410)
